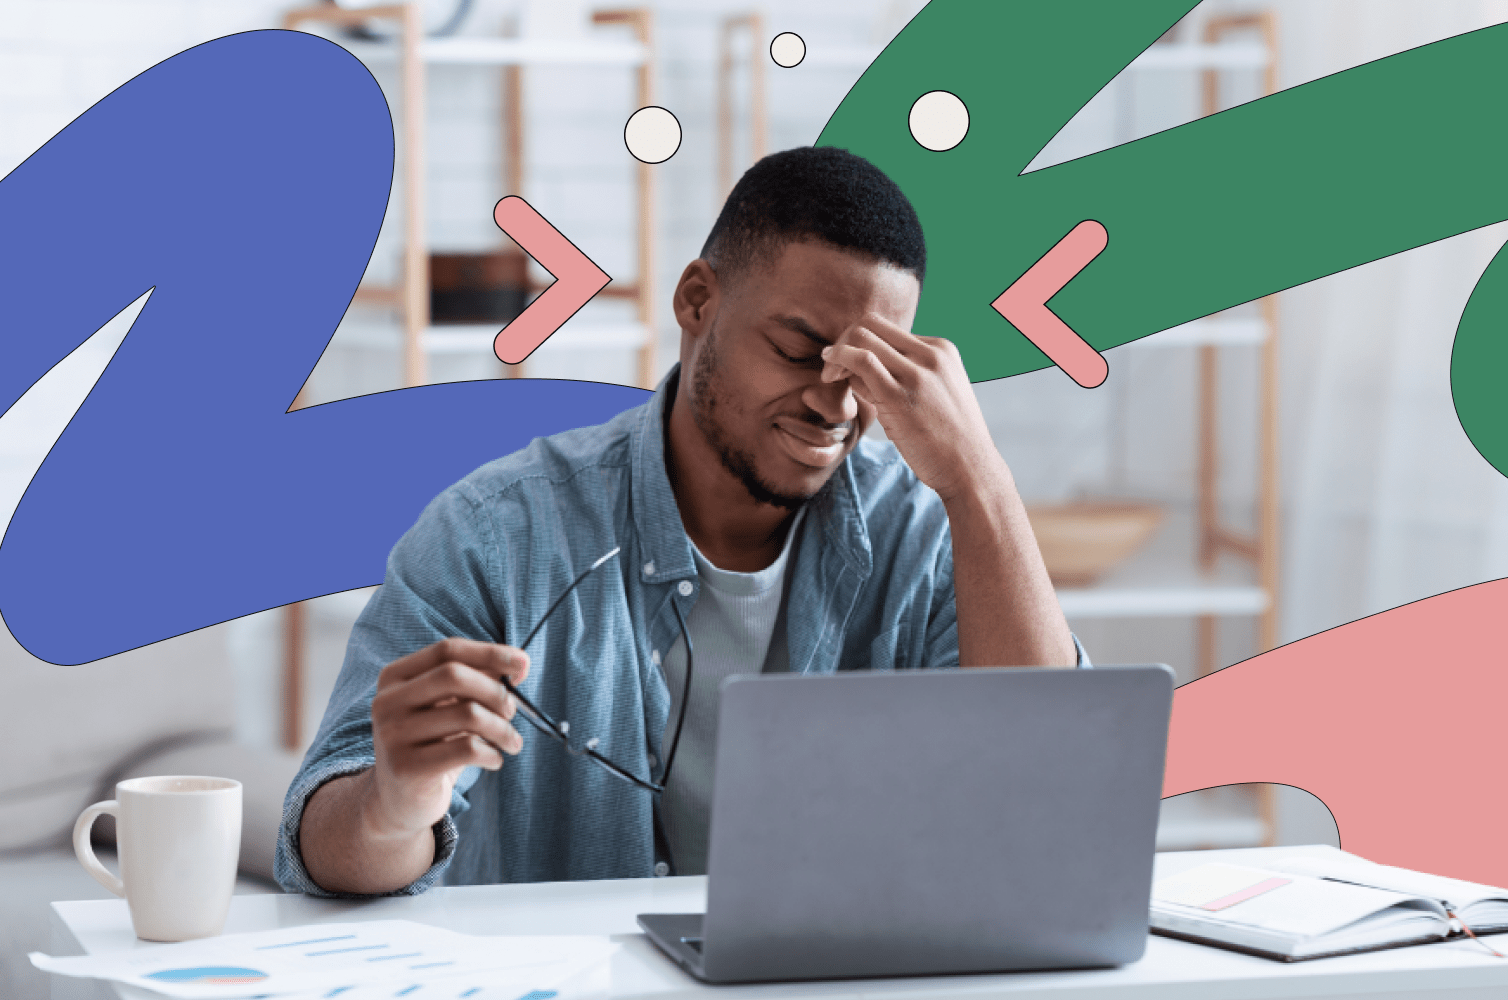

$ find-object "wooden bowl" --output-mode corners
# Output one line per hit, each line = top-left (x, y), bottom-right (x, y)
(1024, 502), (1165, 588)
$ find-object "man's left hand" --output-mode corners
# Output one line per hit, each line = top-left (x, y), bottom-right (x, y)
(821, 314), (1005, 504)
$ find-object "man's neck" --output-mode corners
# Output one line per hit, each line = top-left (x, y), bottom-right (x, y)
(663, 372), (797, 573)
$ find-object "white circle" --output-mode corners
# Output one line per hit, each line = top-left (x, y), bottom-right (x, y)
(908, 90), (969, 152)
(624, 106), (681, 164)
(678, 580), (694, 597)
(770, 32), (806, 68)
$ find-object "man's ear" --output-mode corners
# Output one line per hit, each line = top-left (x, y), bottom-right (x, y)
(673, 259), (720, 340)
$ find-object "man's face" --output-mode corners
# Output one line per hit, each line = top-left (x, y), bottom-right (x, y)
(684, 238), (922, 509)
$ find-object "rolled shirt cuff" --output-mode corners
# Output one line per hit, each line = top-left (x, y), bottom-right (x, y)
(274, 756), (459, 898)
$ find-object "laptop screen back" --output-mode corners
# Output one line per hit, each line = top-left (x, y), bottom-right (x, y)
(699, 665), (1174, 982)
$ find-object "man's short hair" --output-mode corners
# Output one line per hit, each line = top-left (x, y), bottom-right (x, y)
(700, 145), (926, 286)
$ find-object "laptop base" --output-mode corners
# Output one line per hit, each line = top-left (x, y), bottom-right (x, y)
(637, 913), (709, 982)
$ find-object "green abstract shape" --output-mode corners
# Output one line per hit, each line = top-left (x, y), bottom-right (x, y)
(818, 0), (1508, 383)
(1452, 240), (1508, 478)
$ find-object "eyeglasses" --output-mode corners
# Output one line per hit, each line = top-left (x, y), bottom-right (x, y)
(498, 547), (693, 795)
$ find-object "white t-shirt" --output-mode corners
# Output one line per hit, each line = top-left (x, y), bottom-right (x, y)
(657, 506), (807, 875)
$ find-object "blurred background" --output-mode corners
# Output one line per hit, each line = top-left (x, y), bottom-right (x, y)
(6, 0), (1508, 994)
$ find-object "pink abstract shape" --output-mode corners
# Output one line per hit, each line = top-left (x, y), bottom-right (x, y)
(991, 219), (1110, 388)
(1165, 578), (1508, 886)
(491, 196), (612, 365)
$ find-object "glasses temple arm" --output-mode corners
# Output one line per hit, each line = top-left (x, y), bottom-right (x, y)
(583, 744), (665, 794)
(518, 546), (621, 653)
(504, 545), (623, 734)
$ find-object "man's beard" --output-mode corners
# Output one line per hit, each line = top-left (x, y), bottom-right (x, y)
(689, 320), (818, 512)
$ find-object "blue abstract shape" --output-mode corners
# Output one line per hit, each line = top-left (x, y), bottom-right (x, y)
(0, 30), (644, 665)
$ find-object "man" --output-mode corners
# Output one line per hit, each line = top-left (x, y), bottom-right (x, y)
(276, 145), (1086, 897)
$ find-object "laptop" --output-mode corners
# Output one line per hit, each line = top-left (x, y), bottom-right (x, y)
(638, 664), (1174, 984)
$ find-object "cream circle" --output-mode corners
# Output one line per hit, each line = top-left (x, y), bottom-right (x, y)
(908, 90), (969, 152)
(624, 106), (682, 164)
(770, 32), (806, 68)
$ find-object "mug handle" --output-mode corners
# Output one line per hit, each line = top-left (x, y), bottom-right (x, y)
(73, 800), (125, 897)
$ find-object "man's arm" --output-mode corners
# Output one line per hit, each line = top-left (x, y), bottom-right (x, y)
(938, 462), (1077, 667)
(823, 318), (1076, 668)
(298, 639), (528, 895)
(277, 484), (535, 897)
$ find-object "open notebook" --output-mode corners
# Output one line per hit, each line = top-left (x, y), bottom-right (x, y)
(1151, 855), (1508, 961)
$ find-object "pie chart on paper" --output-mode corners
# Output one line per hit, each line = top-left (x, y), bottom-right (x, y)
(144, 966), (269, 984)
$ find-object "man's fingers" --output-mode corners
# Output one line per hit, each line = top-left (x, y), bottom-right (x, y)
(820, 321), (918, 402)
(853, 310), (927, 358)
(401, 733), (507, 776)
(384, 660), (516, 721)
(843, 322), (912, 374)
(379, 637), (530, 689)
(397, 700), (524, 757)
(822, 342), (904, 405)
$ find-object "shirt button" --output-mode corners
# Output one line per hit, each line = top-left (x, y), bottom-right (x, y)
(651, 649), (661, 666)
(654, 862), (670, 877)
(647, 753), (658, 769)
(678, 580), (694, 597)
(643, 560), (655, 576)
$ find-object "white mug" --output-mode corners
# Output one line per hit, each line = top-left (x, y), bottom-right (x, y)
(73, 775), (242, 941)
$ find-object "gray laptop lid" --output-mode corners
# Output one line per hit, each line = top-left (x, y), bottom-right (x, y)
(698, 665), (1174, 982)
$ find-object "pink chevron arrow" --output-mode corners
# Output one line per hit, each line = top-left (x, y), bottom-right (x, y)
(991, 220), (1110, 388)
(491, 196), (612, 365)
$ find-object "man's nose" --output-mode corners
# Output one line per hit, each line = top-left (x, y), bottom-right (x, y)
(802, 374), (859, 427)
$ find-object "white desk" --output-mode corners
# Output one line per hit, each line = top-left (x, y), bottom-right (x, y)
(48, 847), (1508, 1000)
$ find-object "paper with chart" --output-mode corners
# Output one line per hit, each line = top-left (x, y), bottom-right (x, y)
(30, 920), (617, 999)
(270, 978), (605, 1000)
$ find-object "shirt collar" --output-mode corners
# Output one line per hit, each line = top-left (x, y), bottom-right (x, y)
(629, 363), (873, 585)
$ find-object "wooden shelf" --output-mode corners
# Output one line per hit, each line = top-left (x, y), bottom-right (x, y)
(339, 320), (651, 355)
(1130, 41), (1271, 71)
(799, 44), (882, 69)
(1050, 505), (1269, 619)
(1122, 316), (1269, 349)
(1058, 585), (1268, 619)
(283, 3), (660, 394)
(1157, 785), (1273, 851)
(1157, 814), (1269, 851)
(341, 35), (647, 66)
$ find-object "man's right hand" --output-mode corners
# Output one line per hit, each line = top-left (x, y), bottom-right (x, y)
(369, 637), (530, 837)
(299, 638), (529, 894)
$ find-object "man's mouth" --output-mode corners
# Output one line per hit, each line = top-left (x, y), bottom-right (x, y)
(773, 417), (850, 467)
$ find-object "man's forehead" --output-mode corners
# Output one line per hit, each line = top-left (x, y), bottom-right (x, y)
(746, 244), (919, 329)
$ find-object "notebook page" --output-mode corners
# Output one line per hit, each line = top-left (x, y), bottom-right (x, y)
(1269, 856), (1508, 911)
(1153, 863), (1445, 938)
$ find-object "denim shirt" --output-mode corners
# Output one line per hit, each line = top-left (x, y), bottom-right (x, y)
(276, 365), (1088, 896)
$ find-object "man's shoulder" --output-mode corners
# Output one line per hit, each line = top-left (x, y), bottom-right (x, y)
(447, 399), (646, 509)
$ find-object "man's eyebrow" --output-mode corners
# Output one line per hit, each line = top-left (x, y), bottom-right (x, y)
(772, 314), (832, 347)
